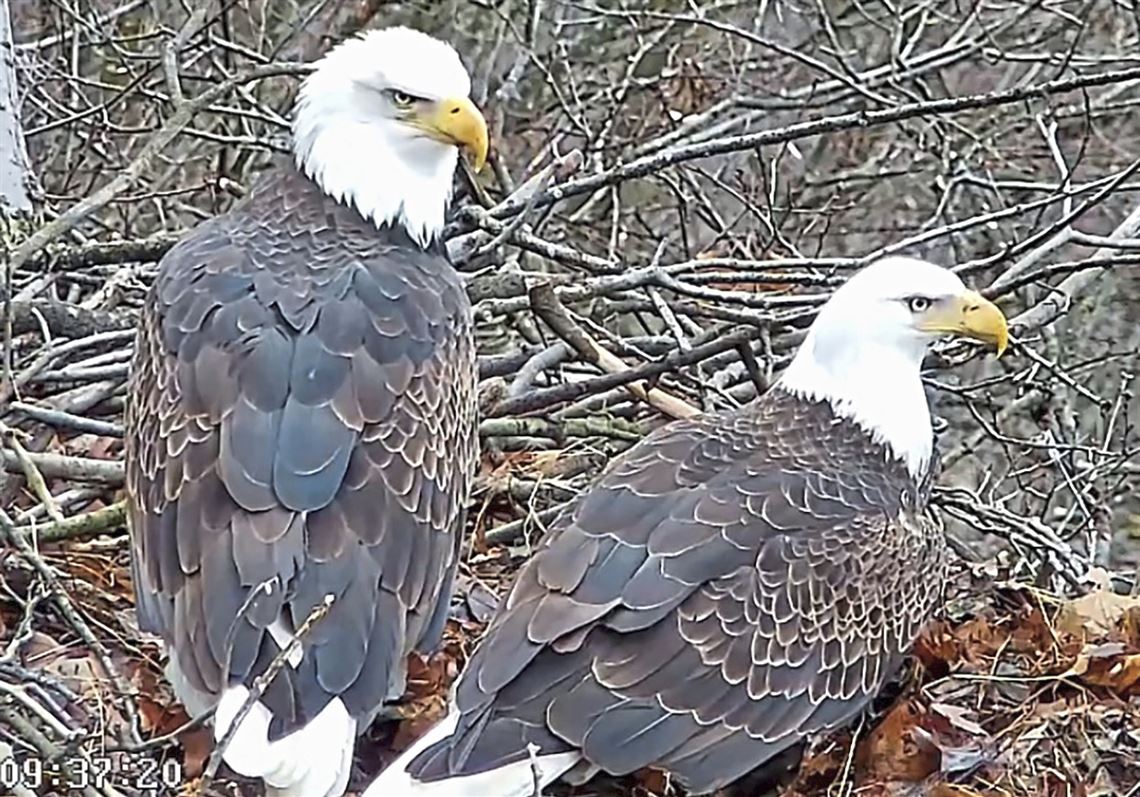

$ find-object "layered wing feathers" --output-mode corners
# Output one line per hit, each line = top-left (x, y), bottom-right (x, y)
(410, 390), (944, 794)
(125, 166), (476, 738)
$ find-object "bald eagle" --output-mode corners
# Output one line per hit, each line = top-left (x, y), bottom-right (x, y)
(124, 27), (487, 797)
(366, 257), (1008, 797)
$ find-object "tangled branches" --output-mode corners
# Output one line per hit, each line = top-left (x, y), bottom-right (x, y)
(1, 1), (1139, 795)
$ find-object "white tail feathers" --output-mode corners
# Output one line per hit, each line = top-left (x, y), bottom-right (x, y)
(209, 616), (358, 797)
(165, 615), (358, 797)
(209, 615), (358, 797)
(363, 704), (580, 797)
(214, 686), (357, 797)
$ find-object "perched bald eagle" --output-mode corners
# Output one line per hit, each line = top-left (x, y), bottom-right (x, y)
(366, 257), (1009, 797)
(124, 27), (487, 797)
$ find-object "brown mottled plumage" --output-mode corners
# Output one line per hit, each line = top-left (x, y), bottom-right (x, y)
(124, 160), (477, 740)
(406, 387), (945, 794)
(369, 257), (1007, 797)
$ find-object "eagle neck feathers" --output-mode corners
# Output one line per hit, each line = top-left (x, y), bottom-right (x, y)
(776, 335), (934, 482)
(291, 114), (458, 249)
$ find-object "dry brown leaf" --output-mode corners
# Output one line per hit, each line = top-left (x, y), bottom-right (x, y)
(1041, 772), (1088, 797)
(390, 645), (462, 752)
(390, 696), (447, 752)
(1007, 607), (1060, 656)
(632, 767), (670, 795)
(927, 787), (998, 797)
(180, 726), (213, 778)
(782, 731), (853, 795)
(18, 630), (64, 668)
(857, 700), (941, 783)
(1121, 606), (1140, 648)
(530, 450), (569, 476)
(137, 694), (168, 734)
(87, 435), (120, 460)
(950, 616), (1007, 666)
(1066, 642), (1140, 694)
(126, 656), (189, 737)
(1057, 589), (1140, 640)
(929, 703), (986, 737)
(45, 652), (102, 695)
(913, 620), (960, 674)
(479, 449), (538, 479)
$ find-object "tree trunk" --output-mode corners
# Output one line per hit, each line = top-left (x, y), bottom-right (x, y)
(0, 0), (31, 213)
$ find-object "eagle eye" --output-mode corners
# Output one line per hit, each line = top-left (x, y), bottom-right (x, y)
(390, 90), (416, 108)
(906, 296), (931, 313)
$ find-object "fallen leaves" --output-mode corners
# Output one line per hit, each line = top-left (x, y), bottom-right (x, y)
(786, 584), (1140, 797)
(915, 587), (1140, 698)
(9, 498), (1140, 797)
(1056, 588), (1140, 639)
(180, 728), (214, 780)
(1055, 588), (1140, 697)
(857, 700), (943, 783)
(130, 659), (212, 778)
(782, 697), (998, 797)
(388, 622), (468, 753)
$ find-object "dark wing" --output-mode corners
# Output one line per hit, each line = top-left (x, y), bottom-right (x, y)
(125, 200), (476, 737)
(409, 392), (945, 794)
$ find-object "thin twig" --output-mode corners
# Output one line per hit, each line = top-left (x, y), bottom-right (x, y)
(202, 594), (335, 782)
(529, 283), (701, 419)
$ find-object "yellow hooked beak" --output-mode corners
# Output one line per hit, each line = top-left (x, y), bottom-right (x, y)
(415, 96), (489, 172)
(917, 290), (1009, 356)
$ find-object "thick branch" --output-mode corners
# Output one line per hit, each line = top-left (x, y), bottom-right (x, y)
(0, 0), (32, 212)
